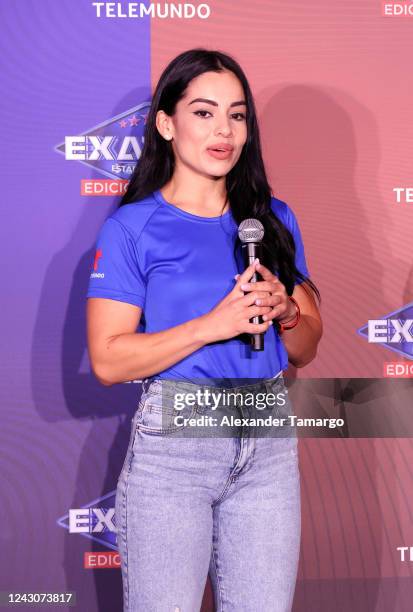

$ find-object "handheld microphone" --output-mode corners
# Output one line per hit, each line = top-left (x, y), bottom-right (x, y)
(238, 218), (265, 351)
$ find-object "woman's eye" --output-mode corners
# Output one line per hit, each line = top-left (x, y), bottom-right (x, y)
(194, 110), (211, 118)
(193, 110), (246, 120)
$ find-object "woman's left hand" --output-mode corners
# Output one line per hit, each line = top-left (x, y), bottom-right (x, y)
(237, 260), (296, 324)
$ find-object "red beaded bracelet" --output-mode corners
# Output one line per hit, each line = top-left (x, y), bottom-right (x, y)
(278, 296), (301, 334)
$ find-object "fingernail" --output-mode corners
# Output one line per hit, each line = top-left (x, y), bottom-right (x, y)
(233, 274), (240, 280)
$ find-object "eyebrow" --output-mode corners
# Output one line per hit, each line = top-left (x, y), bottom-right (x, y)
(188, 98), (247, 108)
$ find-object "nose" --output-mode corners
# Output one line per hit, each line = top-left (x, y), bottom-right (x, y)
(214, 115), (233, 137)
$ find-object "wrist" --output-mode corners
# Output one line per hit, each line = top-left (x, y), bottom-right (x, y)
(277, 297), (301, 334)
(278, 297), (298, 324)
(192, 313), (217, 345)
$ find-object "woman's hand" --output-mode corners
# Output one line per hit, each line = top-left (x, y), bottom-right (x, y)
(239, 260), (297, 325)
(199, 259), (275, 343)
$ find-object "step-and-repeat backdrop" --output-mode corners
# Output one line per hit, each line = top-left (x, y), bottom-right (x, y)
(2, 1), (413, 610)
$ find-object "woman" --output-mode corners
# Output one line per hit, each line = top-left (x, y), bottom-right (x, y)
(86, 48), (322, 612)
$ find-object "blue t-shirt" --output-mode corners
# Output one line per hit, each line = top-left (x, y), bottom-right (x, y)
(86, 189), (310, 385)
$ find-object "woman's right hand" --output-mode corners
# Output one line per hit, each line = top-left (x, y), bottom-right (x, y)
(199, 259), (273, 343)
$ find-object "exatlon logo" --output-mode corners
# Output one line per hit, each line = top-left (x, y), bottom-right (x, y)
(357, 302), (413, 360)
(54, 101), (151, 195)
(57, 491), (120, 568)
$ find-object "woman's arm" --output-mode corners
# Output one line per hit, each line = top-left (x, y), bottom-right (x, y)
(279, 281), (323, 368)
(87, 297), (210, 386)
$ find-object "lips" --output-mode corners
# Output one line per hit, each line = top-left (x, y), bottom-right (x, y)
(207, 144), (234, 152)
(206, 148), (233, 160)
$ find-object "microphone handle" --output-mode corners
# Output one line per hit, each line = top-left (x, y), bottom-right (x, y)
(241, 242), (264, 351)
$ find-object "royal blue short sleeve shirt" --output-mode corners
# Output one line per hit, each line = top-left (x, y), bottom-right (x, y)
(86, 190), (310, 384)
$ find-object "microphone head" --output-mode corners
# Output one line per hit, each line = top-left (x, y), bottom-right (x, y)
(238, 218), (265, 243)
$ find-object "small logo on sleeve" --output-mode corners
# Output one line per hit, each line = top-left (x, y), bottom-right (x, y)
(90, 248), (104, 279)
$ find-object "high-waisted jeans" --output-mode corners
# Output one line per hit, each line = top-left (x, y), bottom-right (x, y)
(115, 371), (301, 612)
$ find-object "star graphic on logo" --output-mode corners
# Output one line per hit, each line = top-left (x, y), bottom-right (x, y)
(119, 119), (128, 128)
(129, 115), (140, 127)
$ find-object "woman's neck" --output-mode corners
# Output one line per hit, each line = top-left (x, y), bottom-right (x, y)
(160, 182), (229, 217)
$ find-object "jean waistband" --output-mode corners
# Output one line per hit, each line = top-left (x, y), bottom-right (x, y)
(141, 370), (285, 397)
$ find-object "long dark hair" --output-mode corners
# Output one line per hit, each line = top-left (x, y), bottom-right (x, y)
(119, 47), (320, 304)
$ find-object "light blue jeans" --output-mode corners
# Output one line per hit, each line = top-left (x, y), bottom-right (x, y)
(115, 372), (301, 611)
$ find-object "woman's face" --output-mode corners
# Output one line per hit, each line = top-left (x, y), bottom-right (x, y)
(157, 70), (248, 179)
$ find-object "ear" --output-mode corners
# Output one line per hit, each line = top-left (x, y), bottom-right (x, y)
(155, 109), (174, 141)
